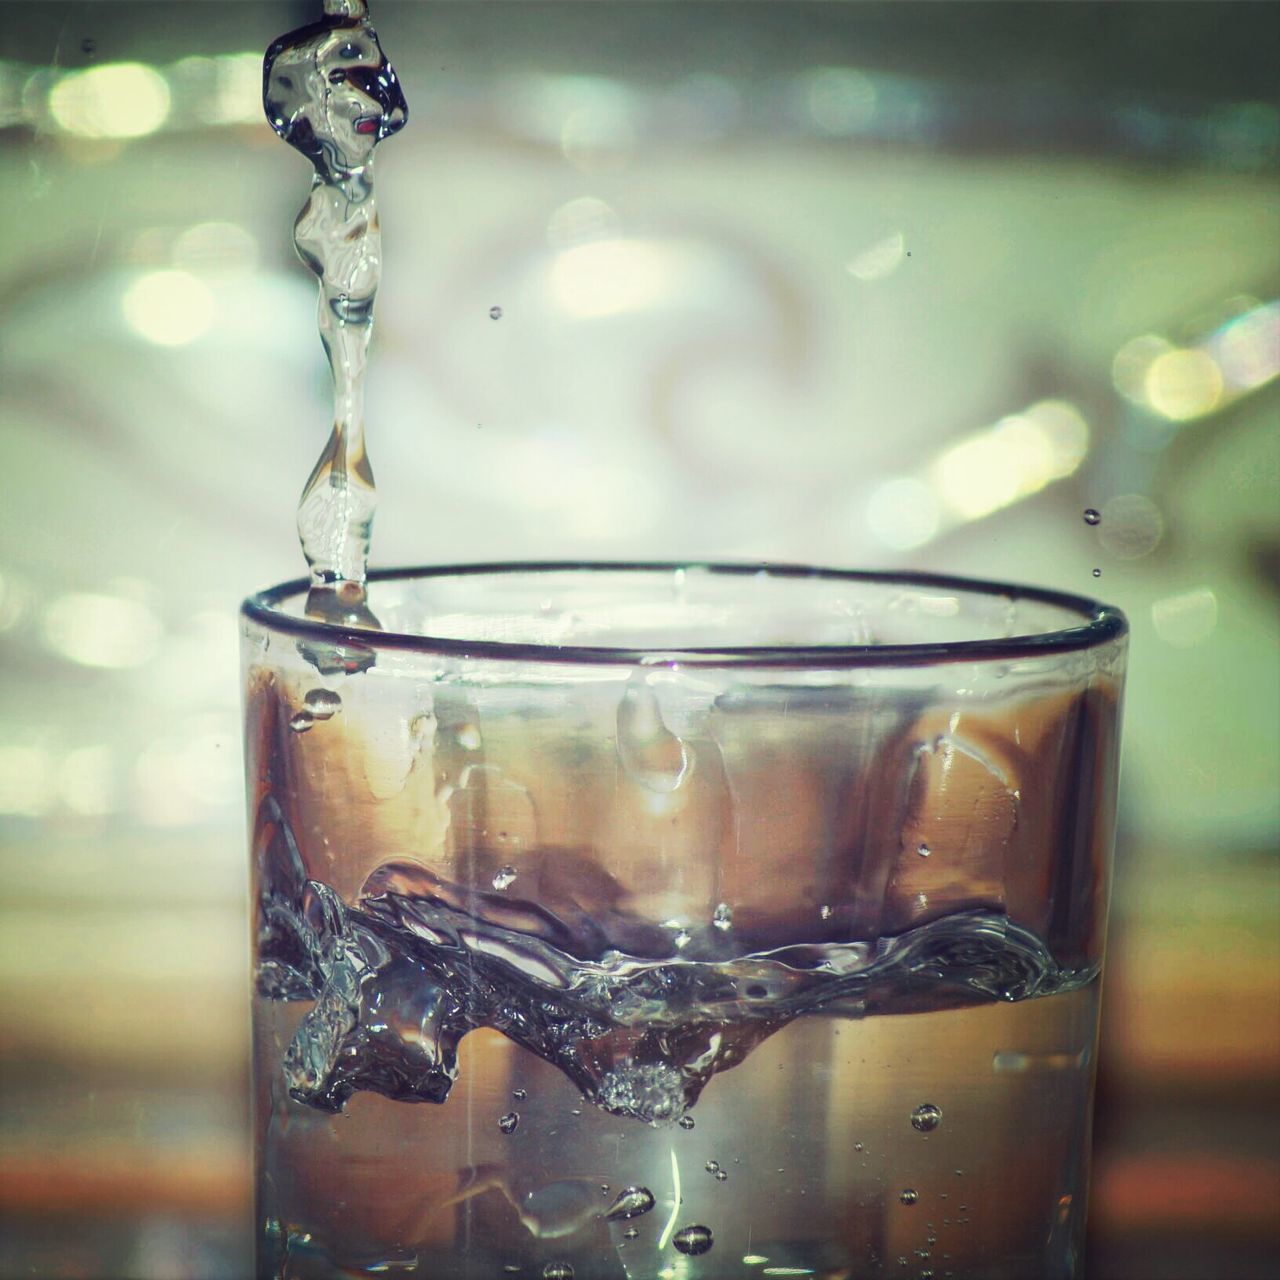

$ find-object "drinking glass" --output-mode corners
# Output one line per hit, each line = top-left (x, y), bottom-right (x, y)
(242, 562), (1126, 1280)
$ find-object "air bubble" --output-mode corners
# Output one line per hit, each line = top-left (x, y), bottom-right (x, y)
(673, 1224), (714, 1256)
(1083, 508), (1101, 526)
(705, 1160), (720, 1174)
(916, 842), (931, 858)
(605, 1185), (655, 1221)
(712, 902), (733, 931)
(715, 1169), (728, 1182)
(1092, 568), (1102, 578)
(542, 1265), (573, 1280)
(498, 1111), (519, 1134)
(490, 305), (503, 320)
(678, 1115), (695, 1130)
(900, 1188), (919, 1205)
(492, 865), (518, 892)
(911, 1103), (942, 1132)
(303, 688), (342, 720)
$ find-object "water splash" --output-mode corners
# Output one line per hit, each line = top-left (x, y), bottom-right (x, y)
(263, 0), (406, 622)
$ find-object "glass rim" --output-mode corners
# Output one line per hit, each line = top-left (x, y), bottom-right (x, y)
(241, 560), (1128, 669)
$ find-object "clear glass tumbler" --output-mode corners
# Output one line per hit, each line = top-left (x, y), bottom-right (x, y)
(242, 563), (1127, 1280)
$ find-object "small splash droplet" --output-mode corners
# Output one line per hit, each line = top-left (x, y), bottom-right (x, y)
(900, 1188), (919, 1205)
(911, 1103), (942, 1132)
(704, 1160), (720, 1174)
(498, 1111), (519, 1134)
(303, 688), (342, 720)
(289, 711), (314, 733)
(1083, 508), (1101, 526)
(542, 1265), (573, 1280)
(673, 1224), (714, 1256)
(605, 1185), (655, 1222)
(489, 305), (503, 320)
(512, 1088), (527, 1101)
(916, 842), (931, 858)
(712, 902), (733, 931)
(1092, 568), (1102, 578)
(678, 1115), (695, 1130)
(492, 865), (518, 892)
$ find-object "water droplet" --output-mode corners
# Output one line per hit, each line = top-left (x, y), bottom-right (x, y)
(616, 672), (690, 792)
(455, 722), (481, 750)
(712, 902), (733, 931)
(900, 1188), (919, 1205)
(605, 1185), (655, 1221)
(542, 1265), (573, 1280)
(673, 929), (691, 950)
(498, 1111), (519, 1134)
(704, 1160), (720, 1174)
(715, 1169), (728, 1182)
(1083, 508), (1101, 525)
(916, 842), (931, 858)
(911, 1103), (942, 1132)
(303, 688), (342, 720)
(819, 904), (833, 920)
(678, 1115), (695, 1130)
(80, 37), (96, 55)
(623, 1226), (639, 1239)
(1092, 568), (1102, 578)
(673, 1224), (714, 1256)
(492, 865), (518, 892)
(490, 305), (503, 320)
(854, 1142), (865, 1152)
(512, 1088), (527, 1101)
(289, 711), (314, 733)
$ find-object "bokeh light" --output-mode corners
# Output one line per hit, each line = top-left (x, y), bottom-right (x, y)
(1151, 587), (1219, 648)
(1144, 347), (1223, 421)
(49, 62), (170, 138)
(42, 592), (162, 669)
(121, 269), (216, 346)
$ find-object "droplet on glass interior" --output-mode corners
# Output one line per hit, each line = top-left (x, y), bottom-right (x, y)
(289, 711), (314, 733)
(498, 1111), (519, 1134)
(911, 1103), (942, 1132)
(1083, 508), (1101, 526)
(715, 1168), (728, 1181)
(705, 1160), (720, 1174)
(900, 1187), (919, 1205)
(489, 305), (503, 320)
(542, 1265), (573, 1280)
(303, 688), (342, 720)
(712, 902), (733, 931)
(673, 1224), (715, 1256)
(492, 865), (518, 892)
(673, 929), (691, 950)
(916, 842), (931, 858)
(512, 1088), (527, 1101)
(605, 1185), (655, 1221)
(678, 1115), (695, 1130)
(1092, 568), (1102, 578)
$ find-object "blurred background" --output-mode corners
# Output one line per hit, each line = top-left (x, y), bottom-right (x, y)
(0, 1), (1276, 1276)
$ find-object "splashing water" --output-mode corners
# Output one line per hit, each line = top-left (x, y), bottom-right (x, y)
(263, 0), (407, 625)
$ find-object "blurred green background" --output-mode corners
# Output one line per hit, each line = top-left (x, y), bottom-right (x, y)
(0, 2), (1277, 1277)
